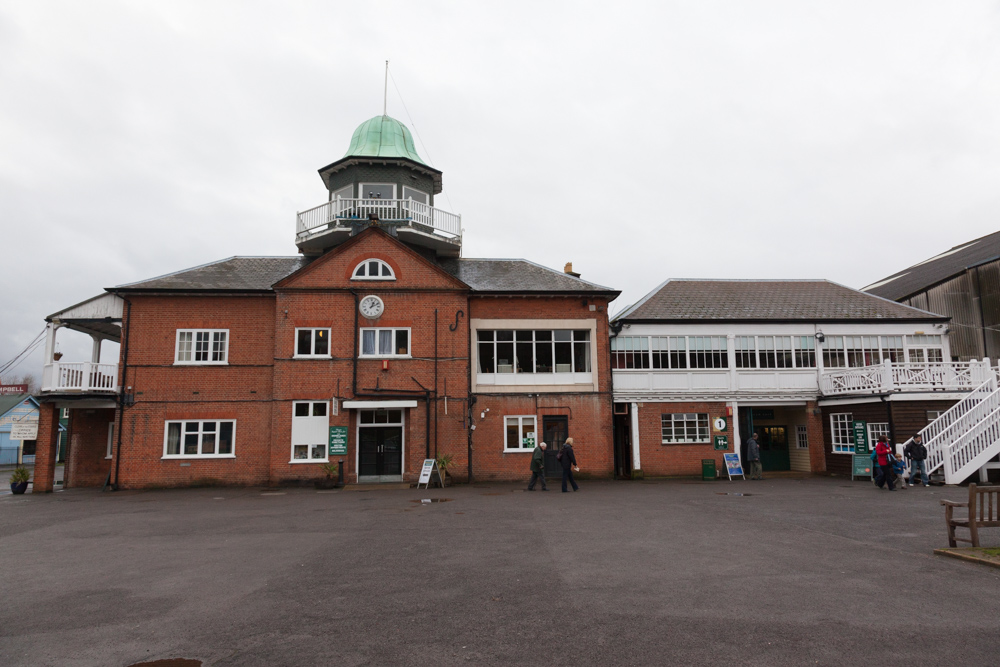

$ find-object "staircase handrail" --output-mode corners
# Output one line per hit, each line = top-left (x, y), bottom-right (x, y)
(921, 370), (998, 475)
(941, 398), (1000, 484)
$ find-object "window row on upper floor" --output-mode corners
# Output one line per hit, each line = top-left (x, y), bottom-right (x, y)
(611, 334), (945, 371)
(172, 327), (412, 364)
(477, 330), (591, 374)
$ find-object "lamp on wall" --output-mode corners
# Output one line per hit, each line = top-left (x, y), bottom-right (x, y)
(815, 331), (826, 343)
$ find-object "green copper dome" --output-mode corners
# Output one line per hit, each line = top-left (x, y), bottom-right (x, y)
(343, 115), (426, 165)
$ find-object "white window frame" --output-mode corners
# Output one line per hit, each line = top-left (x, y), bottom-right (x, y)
(162, 420), (236, 459)
(830, 413), (853, 454)
(479, 329), (591, 374)
(402, 186), (428, 204)
(360, 182), (396, 199)
(294, 327), (332, 358)
(661, 413), (710, 444)
(332, 184), (353, 200)
(291, 401), (330, 463)
(106, 422), (114, 459)
(795, 424), (808, 450)
(503, 415), (537, 452)
(175, 329), (229, 365)
(867, 422), (890, 451)
(360, 327), (411, 358)
(352, 259), (396, 281)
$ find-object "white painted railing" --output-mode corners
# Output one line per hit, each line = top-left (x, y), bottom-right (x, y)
(41, 362), (119, 393)
(819, 360), (997, 396)
(296, 198), (462, 238)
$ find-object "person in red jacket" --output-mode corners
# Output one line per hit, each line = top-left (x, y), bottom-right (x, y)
(874, 436), (895, 491)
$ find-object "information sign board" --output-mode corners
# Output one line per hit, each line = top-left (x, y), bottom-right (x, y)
(10, 423), (38, 441)
(852, 420), (869, 455)
(713, 435), (729, 451)
(0, 385), (28, 395)
(852, 455), (873, 479)
(723, 453), (745, 480)
(328, 426), (348, 456)
(752, 409), (774, 420)
(522, 431), (536, 448)
(417, 458), (443, 488)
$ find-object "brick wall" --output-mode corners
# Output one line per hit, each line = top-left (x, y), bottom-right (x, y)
(633, 401), (734, 477)
(65, 408), (116, 488)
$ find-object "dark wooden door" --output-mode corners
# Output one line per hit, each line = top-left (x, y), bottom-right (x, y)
(759, 426), (790, 471)
(359, 427), (403, 478)
(542, 416), (568, 477)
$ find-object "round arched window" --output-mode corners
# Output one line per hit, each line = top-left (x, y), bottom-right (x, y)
(353, 259), (395, 280)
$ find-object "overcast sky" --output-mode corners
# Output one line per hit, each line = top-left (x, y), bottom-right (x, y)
(3, 1), (1000, 378)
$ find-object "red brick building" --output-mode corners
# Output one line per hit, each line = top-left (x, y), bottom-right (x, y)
(33, 115), (619, 490)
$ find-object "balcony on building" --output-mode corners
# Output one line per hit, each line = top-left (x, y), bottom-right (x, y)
(819, 359), (998, 397)
(39, 293), (122, 404)
(295, 195), (462, 257)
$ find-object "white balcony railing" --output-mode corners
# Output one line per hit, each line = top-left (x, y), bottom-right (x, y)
(296, 198), (462, 240)
(819, 360), (997, 397)
(41, 361), (119, 394)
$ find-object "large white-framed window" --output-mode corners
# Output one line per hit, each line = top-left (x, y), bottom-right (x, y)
(689, 337), (728, 369)
(504, 415), (537, 452)
(352, 259), (395, 280)
(823, 336), (846, 368)
(651, 336), (687, 369)
(735, 336), (757, 368)
(479, 330), (591, 374)
(402, 186), (428, 204)
(291, 401), (329, 463)
(793, 336), (816, 367)
(661, 413), (710, 444)
(175, 329), (228, 365)
(106, 422), (114, 459)
(611, 336), (650, 369)
(867, 422), (890, 450)
(830, 413), (853, 454)
(360, 183), (396, 199)
(163, 420), (235, 458)
(906, 335), (944, 363)
(796, 424), (808, 449)
(295, 328), (331, 357)
(361, 328), (410, 357)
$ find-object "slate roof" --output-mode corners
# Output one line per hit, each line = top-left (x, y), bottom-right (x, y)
(439, 259), (618, 294)
(112, 255), (617, 295)
(863, 230), (1000, 301)
(114, 257), (313, 291)
(616, 279), (947, 323)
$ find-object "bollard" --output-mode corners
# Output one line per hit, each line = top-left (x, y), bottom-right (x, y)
(337, 459), (344, 487)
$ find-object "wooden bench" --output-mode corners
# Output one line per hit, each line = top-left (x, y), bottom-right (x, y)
(941, 483), (1000, 547)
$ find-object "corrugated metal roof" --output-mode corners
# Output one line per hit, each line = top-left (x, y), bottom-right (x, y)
(617, 279), (946, 322)
(863, 230), (1000, 301)
(343, 115), (426, 165)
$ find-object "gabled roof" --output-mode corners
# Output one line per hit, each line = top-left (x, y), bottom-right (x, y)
(0, 394), (38, 419)
(616, 279), (947, 323)
(863, 230), (1000, 301)
(113, 257), (312, 292)
(439, 259), (618, 295)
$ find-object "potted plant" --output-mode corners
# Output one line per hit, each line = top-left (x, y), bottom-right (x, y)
(315, 462), (340, 490)
(9, 467), (30, 494)
(436, 454), (454, 487)
(53, 352), (63, 361)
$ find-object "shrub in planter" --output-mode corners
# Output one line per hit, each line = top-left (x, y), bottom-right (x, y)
(315, 462), (340, 489)
(9, 467), (30, 494)
(436, 454), (454, 486)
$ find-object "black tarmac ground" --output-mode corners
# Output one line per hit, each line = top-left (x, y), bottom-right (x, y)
(2, 476), (999, 666)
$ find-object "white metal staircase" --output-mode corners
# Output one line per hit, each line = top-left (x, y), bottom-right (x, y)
(920, 363), (1000, 484)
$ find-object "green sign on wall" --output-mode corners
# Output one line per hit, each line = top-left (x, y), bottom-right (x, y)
(714, 435), (729, 451)
(852, 420), (869, 455)
(329, 426), (348, 456)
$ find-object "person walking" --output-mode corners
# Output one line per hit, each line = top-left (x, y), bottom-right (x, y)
(874, 436), (895, 491)
(558, 437), (580, 492)
(527, 441), (548, 491)
(892, 453), (909, 489)
(903, 434), (929, 487)
(747, 432), (763, 480)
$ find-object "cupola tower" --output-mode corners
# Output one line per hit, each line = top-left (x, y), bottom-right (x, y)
(294, 115), (462, 258)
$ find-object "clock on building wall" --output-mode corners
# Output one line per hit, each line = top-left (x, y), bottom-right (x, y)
(359, 295), (384, 319)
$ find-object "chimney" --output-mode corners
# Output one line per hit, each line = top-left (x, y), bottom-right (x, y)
(564, 262), (581, 278)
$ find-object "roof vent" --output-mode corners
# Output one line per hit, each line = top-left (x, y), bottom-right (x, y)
(564, 262), (581, 278)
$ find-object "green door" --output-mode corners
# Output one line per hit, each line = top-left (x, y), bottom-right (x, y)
(759, 426), (790, 471)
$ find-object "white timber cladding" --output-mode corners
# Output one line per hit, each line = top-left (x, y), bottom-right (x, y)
(470, 318), (600, 393)
(611, 321), (951, 403)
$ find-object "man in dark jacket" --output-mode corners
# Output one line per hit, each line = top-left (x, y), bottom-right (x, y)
(747, 432), (763, 480)
(903, 434), (929, 487)
(558, 437), (580, 492)
(527, 441), (548, 491)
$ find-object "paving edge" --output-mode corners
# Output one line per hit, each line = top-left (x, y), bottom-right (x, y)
(933, 548), (1000, 569)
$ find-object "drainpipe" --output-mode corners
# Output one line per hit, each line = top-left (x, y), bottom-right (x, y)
(467, 306), (475, 483)
(113, 296), (132, 491)
(350, 289), (359, 399)
(609, 316), (623, 477)
(434, 309), (438, 457)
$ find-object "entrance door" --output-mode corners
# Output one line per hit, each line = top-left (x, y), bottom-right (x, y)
(613, 408), (633, 479)
(759, 426), (790, 471)
(358, 427), (403, 481)
(542, 416), (568, 478)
